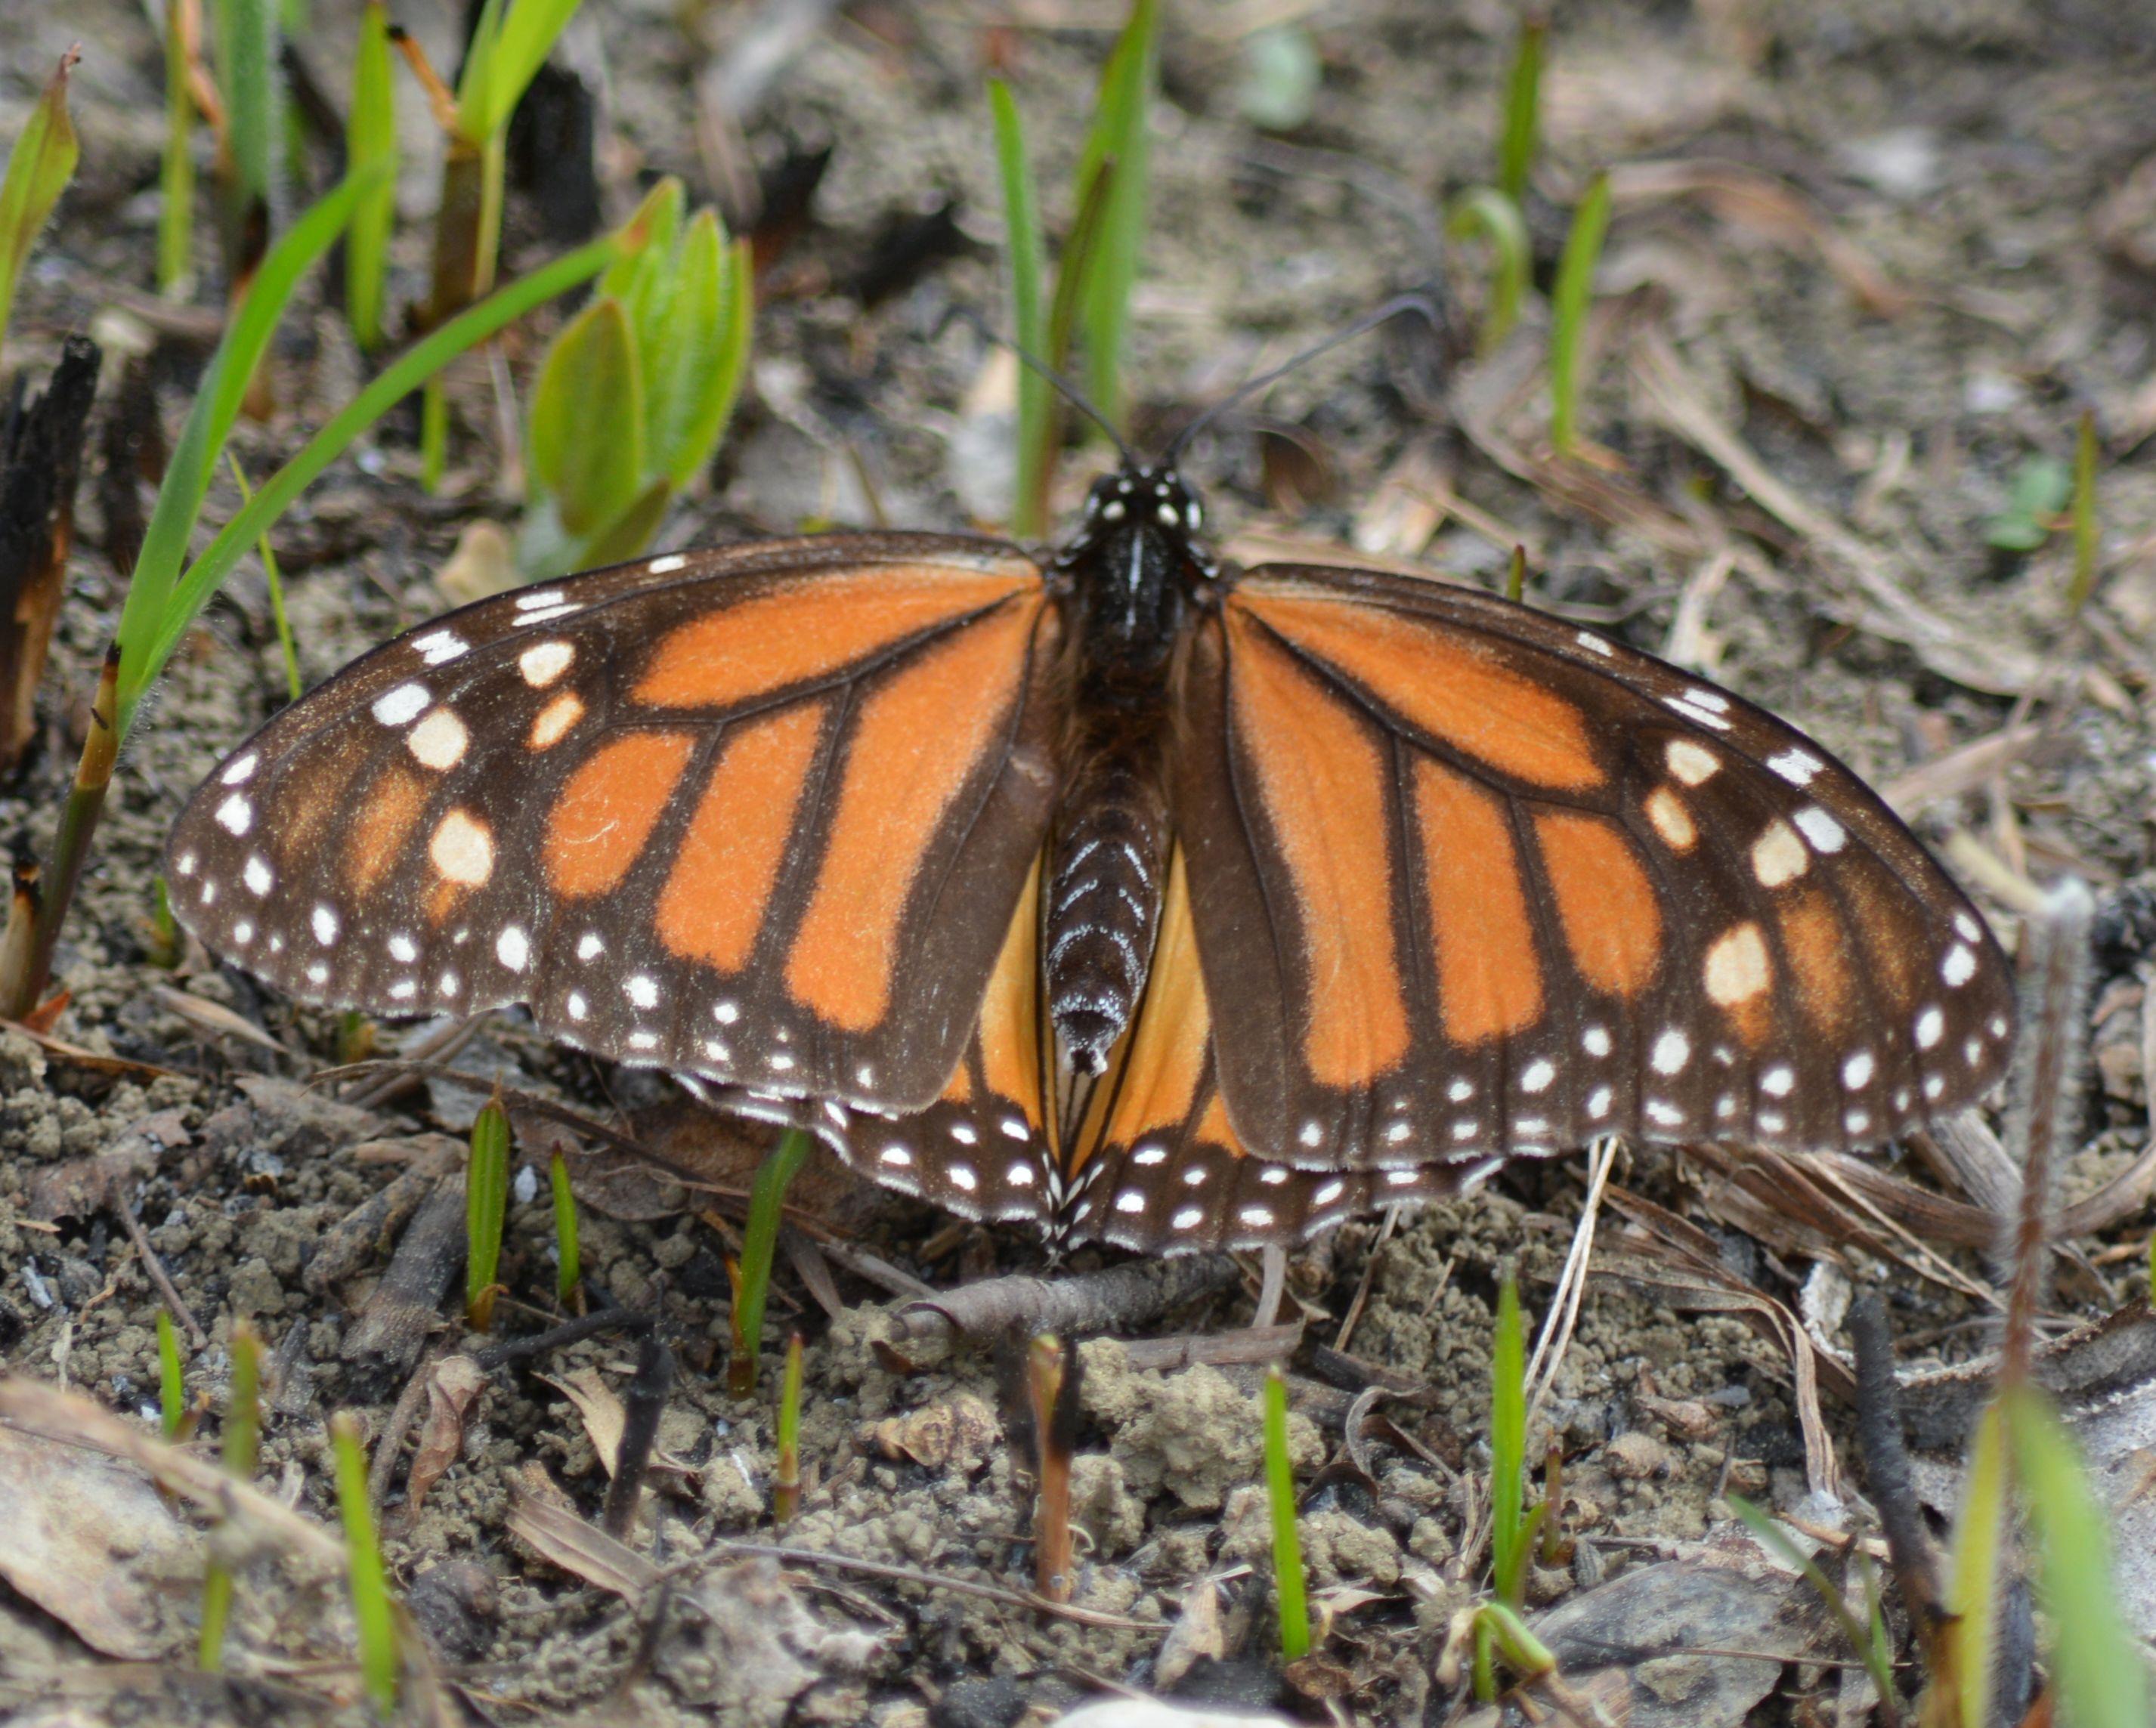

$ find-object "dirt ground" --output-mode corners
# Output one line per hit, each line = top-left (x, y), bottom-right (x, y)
(3, 0), (2155, 1723)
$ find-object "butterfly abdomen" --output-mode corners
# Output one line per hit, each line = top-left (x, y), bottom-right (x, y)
(1045, 685), (1173, 1074)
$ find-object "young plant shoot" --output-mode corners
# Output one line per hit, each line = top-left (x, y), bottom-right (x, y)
(728, 1127), (812, 1396)
(520, 179), (753, 580)
(466, 1092), (512, 1331)
(0, 51), (79, 360)
(1264, 1364), (1310, 1662)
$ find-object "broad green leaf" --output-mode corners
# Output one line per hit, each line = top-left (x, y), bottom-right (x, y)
(530, 296), (643, 537)
(580, 475), (673, 570)
(0, 52), (79, 349)
(658, 224), (752, 492)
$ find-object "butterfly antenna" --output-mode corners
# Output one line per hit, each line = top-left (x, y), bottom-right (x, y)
(946, 304), (1136, 465)
(1162, 292), (1440, 466)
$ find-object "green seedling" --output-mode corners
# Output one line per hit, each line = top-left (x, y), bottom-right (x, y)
(144, 876), (183, 970)
(1548, 172), (1610, 458)
(209, 0), (281, 295)
(1264, 1364), (1310, 1662)
(1468, 1599), (1557, 1701)
(1984, 453), (2071, 553)
(330, 1411), (399, 1714)
(1730, 1495), (1897, 1710)
(466, 1092), (510, 1331)
(160, 2), (198, 296)
(2005, 1386), (2148, 1728)
(224, 454), (300, 700)
(1448, 187), (1530, 357)
(1071, 0), (1156, 428)
(156, 1309), (188, 1437)
(991, 0), (1156, 536)
(550, 1148), (582, 1312)
(199, 1321), (262, 1673)
(0, 172), (630, 1021)
(988, 79), (1049, 539)
(1487, 1272), (1544, 1606)
(0, 50), (79, 359)
(1496, 13), (1545, 206)
(773, 1331), (803, 1525)
(1942, 1402), (2007, 1728)
(410, 0), (586, 487)
(2068, 410), (2099, 615)
(345, 3), (396, 354)
(519, 178), (753, 580)
(727, 1127), (811, 1396)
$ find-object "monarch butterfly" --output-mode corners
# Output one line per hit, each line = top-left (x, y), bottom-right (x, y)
(168, 453), (2015, 1253)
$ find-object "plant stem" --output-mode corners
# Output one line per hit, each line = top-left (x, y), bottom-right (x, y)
(7, 645), (116, 1019)
(774, 1331), (803, 1525)
(1548, 172), (1611, 458)
(550, 1148), (581, 1312)
(330, 1411), (400, 1713)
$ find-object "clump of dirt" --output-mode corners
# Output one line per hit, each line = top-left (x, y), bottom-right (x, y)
(3, 0), (2155, 1722)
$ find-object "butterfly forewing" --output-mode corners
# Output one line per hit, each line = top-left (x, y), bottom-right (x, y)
(168, 536), (1061, 1114)
(1179, 564), (2015, 1171)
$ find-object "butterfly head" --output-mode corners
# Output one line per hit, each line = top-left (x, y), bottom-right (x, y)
(1058, 463), (1217, 672)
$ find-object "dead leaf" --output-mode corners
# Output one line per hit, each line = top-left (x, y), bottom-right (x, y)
(507, 1489), (662, 1600)
(1154, 1577), (1227, 1692)
(0, 1422), (196, 1659)
(403, 1354), (487, 1524)
(152, 984), (286, 1055)
(538, 1365), (695, 1481)
(435, 518), (516, 604)
(867, 1391), (1000, 1473)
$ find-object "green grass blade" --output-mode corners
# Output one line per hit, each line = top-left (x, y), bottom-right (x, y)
(1729, 1494), (1896, 1705)
(774, 1331), (804, 1524)
(466, 1094), (510, 1331)
(728, 1129), (812, 1396)
(1264, 1365), (1310, 1662)
(452, 0), (508, 141)
(1446, 187), (1530, 356)
(329, 1412), (400, 1713)
(1548, 171), (1610, 457)
(2005, 1386), (2149, 1728)
(2068, 410), (2099, 617)
(1071, 0), (1157, 427)
(345, 2), (396, 352)
(1496, 14), (1545, 205)
(210, 0), (280, 229)
(465, 0), (583, 141)
(1489, 1272), (1528, 1603)
(137, 227), (619, 730)
(0, 51), (79, 352)
(113, 163), (382, 732)
(550, 1149), (580, 1309)
(989, 79), (1049, 537)
(156, 1309), (186, 1438)
(1947, 1400), (2007, 1728)
(224, 455), (301, 700)
(160, 17), (195, 296)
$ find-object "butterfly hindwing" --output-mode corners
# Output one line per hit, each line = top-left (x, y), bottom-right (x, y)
(1177, 563), (2016, 1170)
(167, 536), (1062, 1114)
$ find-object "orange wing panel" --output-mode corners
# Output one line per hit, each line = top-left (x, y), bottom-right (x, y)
(1533, 810), (1662, 998)
(784, 598), (1041, 1032)
(1226, 611), (1411, 1088)
(1413, 756), (1542, 1044)
(635, 563), (1038, 709)
(1236, 585), (1604, 790)
(657, 701), (825, 970)
(344, 763), (428, 895)
(543, 731), (698, 898)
